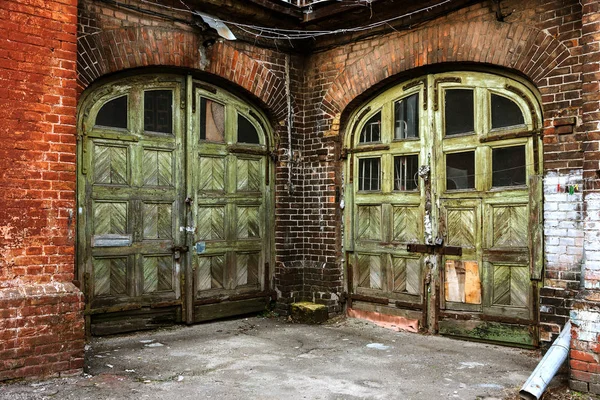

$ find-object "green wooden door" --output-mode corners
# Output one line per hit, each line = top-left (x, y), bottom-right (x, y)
(346, 72), (542, 346)
(78, 75), (272, 335)
(186, 81), (272, 323)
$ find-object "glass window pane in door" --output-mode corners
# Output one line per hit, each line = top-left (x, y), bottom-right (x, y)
(393, 155), (419, 191)
(96, 95), (128, 129)
(491, 94), (525, 129)
(492, 146), (526, 187)
(199, 98), (225, 142)
(144, 90), (173, 134)
(358, 158), (381, 191)
(446, 151), (475, 190)
(394, 93), (419, 139)
(238, 114), (260, 144)
(359, 112), (381, 143)
(445, 89), (474, 136)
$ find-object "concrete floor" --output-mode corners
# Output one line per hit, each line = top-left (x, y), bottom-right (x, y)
(0, 316), (561, 400)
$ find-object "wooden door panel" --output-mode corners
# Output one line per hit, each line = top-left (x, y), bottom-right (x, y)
(93, 256), (127, 297)
(141, 148), (173, 187)
(141, 255), (175, 294)
(446, 208), (476, 249)
(93, 143), (128, 185)
(197, 206), (226, 240)
(356, 205), (382, 241)
(198, 155), (226, 192)
(236, 206), (260, 239)
(392, 256), (421, 295)
(235, 252), (260, 288)
(490, 204), (528, 248)
(236, 157), (261, 192)
(392, 206), (421, 243)
(93, 201), (128, 237)
(141, 202), (173, 240)
(357, 253), (383, 291)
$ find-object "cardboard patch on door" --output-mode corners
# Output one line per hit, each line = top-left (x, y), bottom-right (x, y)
(444, 260), (481, 304)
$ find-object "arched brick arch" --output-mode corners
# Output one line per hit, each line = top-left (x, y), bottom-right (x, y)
(77, 26), (287, 121)
(322, 21), (572, 120)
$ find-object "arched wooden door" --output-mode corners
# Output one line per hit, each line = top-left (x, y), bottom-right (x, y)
(77, 75), (273, 335)
(344, 71), (543, 347)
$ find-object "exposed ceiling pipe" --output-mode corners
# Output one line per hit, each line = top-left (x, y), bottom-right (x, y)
(519, 321), (571, 400)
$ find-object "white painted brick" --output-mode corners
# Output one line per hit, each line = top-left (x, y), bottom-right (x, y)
(585, 260), (600, 270)
(559, 254), (575, 264)
(558, 202), (581, 212)
(545, 228), (569, 237)
(560, 237), (576, 246)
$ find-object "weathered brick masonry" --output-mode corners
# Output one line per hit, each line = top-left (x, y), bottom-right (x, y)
(0, 0), (84, 381)
(3, 0), (600, 390)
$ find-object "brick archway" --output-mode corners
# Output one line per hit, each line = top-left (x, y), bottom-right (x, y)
(322, 21), (572, 120)
(77, 26), (287, 121)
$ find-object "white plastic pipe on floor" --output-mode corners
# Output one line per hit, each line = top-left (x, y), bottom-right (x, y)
(519, 321), (571, 400)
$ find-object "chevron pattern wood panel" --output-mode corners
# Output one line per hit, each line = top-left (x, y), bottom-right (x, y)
(357, 206), (382, 241)
(196, 256), (211, 291)
(447, 208), (475, 248)
(237, 206), (260, 239)
(94, 144), (127, 185)
(236, 158), (261, 191)
(492, 264), (529, 307)
(94, 202), (127, 235)
(210, 255), (225, 289)
(393, 206), (420, 243)
(142, 203), (172, 239)
(492, 205), (528, 247)
(358, 254), (382, 290)
(197, 206), (225, 240)
(406, 258), (421, 295)
(236, 252), (259, 287)
(93, 257), (127, 296)
(392, 256), (407, 293)
(198, 156), (225, 192)
(142, 149), (173, 186)
(142, 255), (173, 293)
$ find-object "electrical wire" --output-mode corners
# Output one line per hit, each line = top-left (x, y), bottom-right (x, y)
(134, 0), (454, 40)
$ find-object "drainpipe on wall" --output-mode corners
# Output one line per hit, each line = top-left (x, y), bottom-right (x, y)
(519, 320), (571, 400)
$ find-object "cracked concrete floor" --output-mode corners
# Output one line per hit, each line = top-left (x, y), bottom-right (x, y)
(0, 316), (564, 400)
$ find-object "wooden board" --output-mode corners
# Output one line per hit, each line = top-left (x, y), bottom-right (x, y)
(193, 298), (268, 323)
(438, 318), (535, 348)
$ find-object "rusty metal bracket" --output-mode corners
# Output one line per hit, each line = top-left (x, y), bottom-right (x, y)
(406, 243), (462, 256)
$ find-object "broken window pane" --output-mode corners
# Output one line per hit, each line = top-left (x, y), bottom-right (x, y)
(491, 94), (525, 129)
(199, 98), (225, 142)
(358, 157), (381, 191)
(238, 114), (260, 144)
(394, 155), (419, 191)
(446, 151), (475, 190)
(394, 93), (419, 139)
(445, 89), (474, 136)
(96, 95), (128, 129)
(144, 90), (173, 134)
(492, 145), (526, 187)
(359, 112), (381, 143)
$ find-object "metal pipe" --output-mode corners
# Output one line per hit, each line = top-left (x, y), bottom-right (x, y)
(519, 321), (571, 400)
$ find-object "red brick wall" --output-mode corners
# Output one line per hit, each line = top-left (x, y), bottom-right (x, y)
(0, 0), (84, 381)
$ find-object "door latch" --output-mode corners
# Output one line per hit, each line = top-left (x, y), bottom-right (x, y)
(170, 245), (189, 261)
